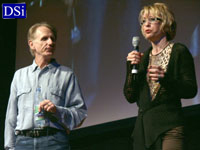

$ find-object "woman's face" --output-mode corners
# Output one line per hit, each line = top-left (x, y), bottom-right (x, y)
(141, 13), (165, 42)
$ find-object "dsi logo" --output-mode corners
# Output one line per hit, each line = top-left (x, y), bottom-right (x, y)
(2, 3), (26, 19)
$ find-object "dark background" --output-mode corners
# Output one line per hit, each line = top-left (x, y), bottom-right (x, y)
(14, 0), (200, 129)
(1, 0), (17, 148)
(1, 0), (200, 149)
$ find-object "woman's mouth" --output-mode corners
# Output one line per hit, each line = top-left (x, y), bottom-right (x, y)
(145, 30), (151, 33)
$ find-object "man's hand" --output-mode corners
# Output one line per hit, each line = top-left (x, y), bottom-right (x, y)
(39, 100), (57, 113)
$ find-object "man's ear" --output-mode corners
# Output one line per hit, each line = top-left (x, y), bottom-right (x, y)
(28, 40), (34, 50)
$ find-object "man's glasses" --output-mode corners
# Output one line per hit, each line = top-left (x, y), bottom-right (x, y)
(140, 17), (162, 26)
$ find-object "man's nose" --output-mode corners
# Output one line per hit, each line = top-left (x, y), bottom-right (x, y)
(47, 38), (54, 44)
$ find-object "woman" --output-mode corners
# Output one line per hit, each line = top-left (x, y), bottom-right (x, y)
(123, 3), (197, 150)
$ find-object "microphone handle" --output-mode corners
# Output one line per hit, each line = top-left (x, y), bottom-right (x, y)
(133, 46), (139, 52)
(131, 46), (139, 74)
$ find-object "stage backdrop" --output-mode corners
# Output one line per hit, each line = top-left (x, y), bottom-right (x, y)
(16, 0), (200, 128)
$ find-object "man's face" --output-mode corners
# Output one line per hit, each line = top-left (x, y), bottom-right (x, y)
(29, 26), (56, 59)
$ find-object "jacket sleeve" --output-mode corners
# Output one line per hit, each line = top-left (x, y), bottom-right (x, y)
(160, 43), (198, 99)
(123, 61), (140, 103)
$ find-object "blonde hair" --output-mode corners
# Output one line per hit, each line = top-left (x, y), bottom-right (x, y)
(27, 22), (57, 57)
(139, 3), (176, 41)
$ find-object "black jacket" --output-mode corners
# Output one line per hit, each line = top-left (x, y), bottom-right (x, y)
(123, 43), (197, 149)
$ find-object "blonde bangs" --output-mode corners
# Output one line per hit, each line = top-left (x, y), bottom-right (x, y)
(139, 6), (161, 22)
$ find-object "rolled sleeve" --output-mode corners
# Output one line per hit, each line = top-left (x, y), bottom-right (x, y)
(4, 74), (18, 150)
(52, 73), (87, 130)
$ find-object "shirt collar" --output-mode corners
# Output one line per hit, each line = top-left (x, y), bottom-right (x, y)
(31, 58), (60, 73)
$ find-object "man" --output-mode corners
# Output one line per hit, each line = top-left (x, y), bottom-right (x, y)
(4, 22), (87, 150)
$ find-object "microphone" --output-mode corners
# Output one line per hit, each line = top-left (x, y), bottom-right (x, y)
(131, 36), (140, 74)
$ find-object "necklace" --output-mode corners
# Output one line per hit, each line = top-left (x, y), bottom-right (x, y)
(152, 42), (170, 56)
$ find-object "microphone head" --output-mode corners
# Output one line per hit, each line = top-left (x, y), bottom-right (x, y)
(132, 36), (140, 47)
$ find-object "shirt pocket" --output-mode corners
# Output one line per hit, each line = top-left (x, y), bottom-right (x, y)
(17, 87), (32, 108)
(17, 87), (32, 97)
(49, 87), (65, 106)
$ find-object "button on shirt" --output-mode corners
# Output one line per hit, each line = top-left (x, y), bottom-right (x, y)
(4, 59), (87, 149)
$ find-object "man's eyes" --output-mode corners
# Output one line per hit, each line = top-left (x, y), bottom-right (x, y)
(41, 37), (48, 41)
(41, 37), (55, 41)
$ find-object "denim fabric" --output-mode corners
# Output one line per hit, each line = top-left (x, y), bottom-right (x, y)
(15, 132), (70, 150)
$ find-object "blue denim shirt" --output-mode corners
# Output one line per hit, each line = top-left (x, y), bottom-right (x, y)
(4, 59), (87, 149)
